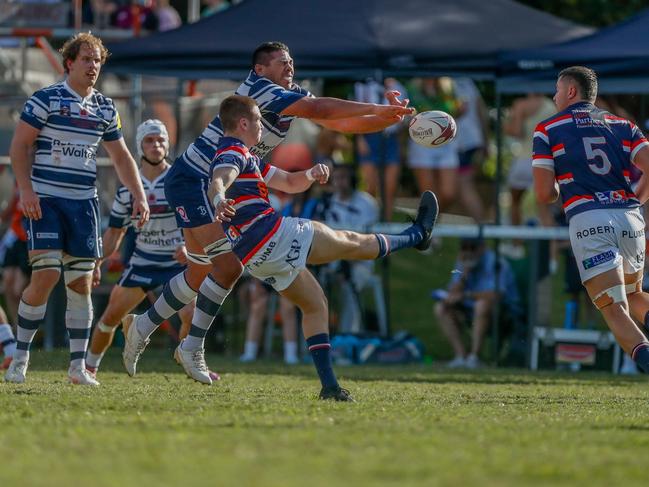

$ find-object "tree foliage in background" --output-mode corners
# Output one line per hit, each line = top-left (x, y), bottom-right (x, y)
(519, 0), (649, 27)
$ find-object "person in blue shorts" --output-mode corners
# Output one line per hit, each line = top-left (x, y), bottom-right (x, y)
(121, 41), (415, 384)
(209, 95), (438, 401)
(84, 120), (222, 381)
(5, 33), (149, 385)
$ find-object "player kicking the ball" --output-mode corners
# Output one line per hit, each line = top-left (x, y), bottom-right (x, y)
(209, 95), (438, 401)
(533, 66), (649, 373)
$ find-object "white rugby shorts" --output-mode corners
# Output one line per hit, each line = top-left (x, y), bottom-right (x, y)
(407, 139), (459, 169)
(569, 208), (645, 283)
(245, 217), (315, 291)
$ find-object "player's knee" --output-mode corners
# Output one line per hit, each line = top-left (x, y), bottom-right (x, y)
(592, 284), (626, 310)
(30, 251), (63, 288)
(211, 255), (243, 288)
(63, 256), (94, 285)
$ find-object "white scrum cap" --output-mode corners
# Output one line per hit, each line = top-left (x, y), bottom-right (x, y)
(136, 119), (169, 159)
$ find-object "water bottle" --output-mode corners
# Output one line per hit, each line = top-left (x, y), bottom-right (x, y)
(564, 300), (577, 329)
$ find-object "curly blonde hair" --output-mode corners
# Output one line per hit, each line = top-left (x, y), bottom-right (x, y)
(59, 32), (109, 74)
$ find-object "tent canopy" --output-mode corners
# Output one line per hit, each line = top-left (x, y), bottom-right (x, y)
(106, 0), (592, 79)
(498, 9), (649, 93)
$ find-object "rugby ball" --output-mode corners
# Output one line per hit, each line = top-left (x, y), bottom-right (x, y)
(408, 110), (457, 147)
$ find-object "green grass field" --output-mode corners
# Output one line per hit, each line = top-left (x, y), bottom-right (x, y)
(2, 350), (648, 487)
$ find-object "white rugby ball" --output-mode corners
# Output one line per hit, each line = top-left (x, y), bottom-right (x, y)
(408, 110), (457, 147)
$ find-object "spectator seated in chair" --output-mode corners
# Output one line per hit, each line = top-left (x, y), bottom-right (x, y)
(433, 237), (521, 369)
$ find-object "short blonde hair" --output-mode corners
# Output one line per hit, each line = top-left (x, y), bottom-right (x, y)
(59, 32), (109, 73)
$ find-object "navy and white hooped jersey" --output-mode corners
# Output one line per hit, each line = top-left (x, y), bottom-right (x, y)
(178, 70), (311, 178)
(532, 101), (649, 221)
(211, 137), (281, 264)
(20, 80), (122, 200)
(108, 167), (184, 268)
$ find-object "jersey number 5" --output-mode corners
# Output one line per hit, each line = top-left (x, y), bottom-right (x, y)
(583, 137), (612, 175)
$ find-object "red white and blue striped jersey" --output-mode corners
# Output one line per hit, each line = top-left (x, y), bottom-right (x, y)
(211, 137), (281, 264)
(532, 101), (649, 221)
(20, 80), (122, 200)
(178, 71), (311, 178)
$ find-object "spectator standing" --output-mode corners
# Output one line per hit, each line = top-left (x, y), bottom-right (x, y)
(354, 78), (408, 221)
(504, 93), (556, 228)
(453, 78), (489, 222)
(406, 77), (464, 211)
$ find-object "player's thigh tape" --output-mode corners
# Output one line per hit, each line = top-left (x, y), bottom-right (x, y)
(186, 252), (211, 265)
(204, 238), (231, 259)
(62, 255), (95, 284)
(30, 250), (62, 274)
(593, 284), (626, 309)
(625, 280), (642, 294)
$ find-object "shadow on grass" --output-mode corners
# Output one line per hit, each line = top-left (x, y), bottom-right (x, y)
(21, 349), (644, 388)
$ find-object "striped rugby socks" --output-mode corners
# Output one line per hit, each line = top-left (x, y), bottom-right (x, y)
(181, 274), (231, 351)
(374, 224), (425, 258)
(137, 272), (197, 339)
(15, 300), (47, 361)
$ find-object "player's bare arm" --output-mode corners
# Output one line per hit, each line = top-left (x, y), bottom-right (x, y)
(9, 120), (41, 220)
(104, 138), (150, 226)
(268, 163), (329, 193)
(310, 90), (414, 133)
(281, 95), (413, 121)
(632, 146), (649, 203)
(208, 166), (238, 222)
(533, 166), (559, 204)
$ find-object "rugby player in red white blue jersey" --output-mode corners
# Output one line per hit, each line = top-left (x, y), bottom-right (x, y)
(209, 95), (437, 401)
(533, 66), (649, 374)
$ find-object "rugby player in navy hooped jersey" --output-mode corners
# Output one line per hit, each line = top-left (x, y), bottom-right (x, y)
(5, 33), (150, 385)
(533, 66), (649, 374)
(209, 95), (438, 401)
(121, 41), (415, 384)
(85, 120), (220, 382)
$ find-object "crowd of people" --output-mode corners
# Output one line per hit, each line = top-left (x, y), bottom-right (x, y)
(74, 0), (240, 33)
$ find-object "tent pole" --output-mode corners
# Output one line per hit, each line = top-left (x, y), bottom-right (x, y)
(375, 68), (391, 338)
(188, 0), (201, 23)
(491, 86), (503, 364)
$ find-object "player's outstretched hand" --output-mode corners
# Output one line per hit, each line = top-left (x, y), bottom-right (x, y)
(20, 188), (42, 220)
(307, 163), (329, 184)
(385, 90), (414, 113)
(174, 245), (188, 265)
(132, 198), (150, 228)
(374, 103), (415, 122)
(215, 198), (236, 223)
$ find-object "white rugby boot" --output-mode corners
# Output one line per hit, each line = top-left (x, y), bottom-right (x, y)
(174, 339), (212, 385)
(4, 355), (28, 383)
(68, 365), (100, 386)
(122, 314), (150, 377)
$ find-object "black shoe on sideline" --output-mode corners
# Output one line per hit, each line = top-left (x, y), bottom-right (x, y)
(319, 386), (355, 402)
(414, 190), (439, 251)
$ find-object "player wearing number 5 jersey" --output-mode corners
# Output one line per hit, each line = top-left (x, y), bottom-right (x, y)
(533, 66), (649, 374)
